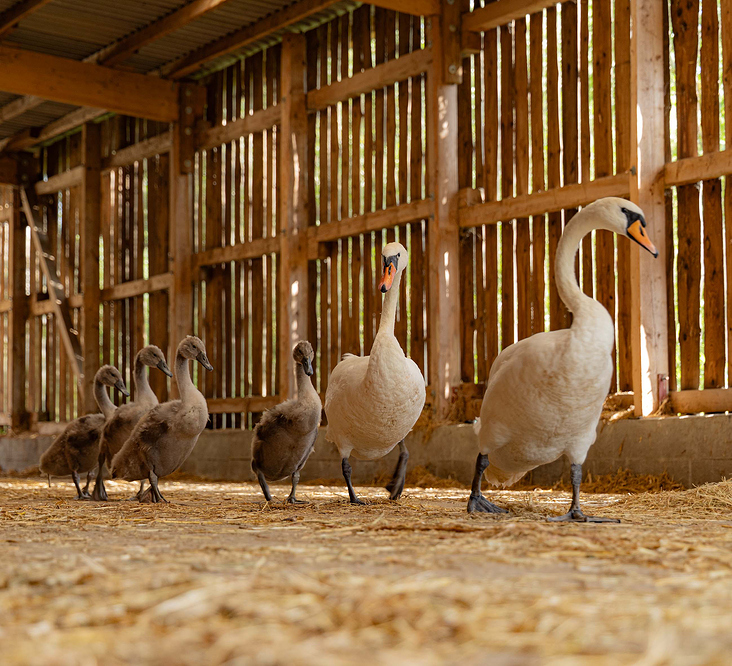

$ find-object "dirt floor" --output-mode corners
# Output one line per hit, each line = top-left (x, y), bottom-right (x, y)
(2, 477), (732, 665)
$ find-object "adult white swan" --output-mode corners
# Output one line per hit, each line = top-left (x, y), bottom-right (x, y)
(470, 198), (658, 521)
(325, 242), (426, 504)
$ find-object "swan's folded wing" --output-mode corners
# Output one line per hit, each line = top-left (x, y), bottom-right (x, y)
(324, 354), (368, 413)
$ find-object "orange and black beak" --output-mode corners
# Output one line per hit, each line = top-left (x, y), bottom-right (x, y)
(378, 256), (398, 293)
(627, 219), (658, 257)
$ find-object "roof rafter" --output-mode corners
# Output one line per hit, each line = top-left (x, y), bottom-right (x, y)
(0, 0), (54, 38)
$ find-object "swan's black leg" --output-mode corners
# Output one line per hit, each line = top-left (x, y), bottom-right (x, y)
(466, 453), (507, 514)
(256, 470), (273, 502)
(342, 457), (365, 505)
(385, 440), (409, 500)
(147, 471), (167, 504)
(72, 471), (91, 500)
(548, 463), (620, 523)
(91, 453), (108, 501)
(286, 471), (307, 504)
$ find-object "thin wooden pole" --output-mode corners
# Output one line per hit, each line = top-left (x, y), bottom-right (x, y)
(11, 160), (28, 430)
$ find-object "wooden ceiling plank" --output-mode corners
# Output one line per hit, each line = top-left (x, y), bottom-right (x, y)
(462, 0), (569, 33)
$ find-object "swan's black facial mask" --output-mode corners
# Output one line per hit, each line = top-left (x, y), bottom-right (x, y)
(378, 255), (399, 293)
(622, 207), (658, 257)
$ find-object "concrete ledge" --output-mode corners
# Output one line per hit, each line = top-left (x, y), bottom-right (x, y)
(2, 414), (732, 488)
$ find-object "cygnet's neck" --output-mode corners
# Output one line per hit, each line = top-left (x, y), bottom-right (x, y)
(175, 352), (195, 403)
(94, 380), (116, 419)
(295, 363), (319, 402)
(133, 355), (158, 406)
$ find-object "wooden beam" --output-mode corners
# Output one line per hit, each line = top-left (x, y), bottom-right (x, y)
(20, 186), (84, 382)
(664, 149), (732, 187)
(0, 0), (54, 38)
(101, 273), (173, 301)
(441, 0), (463, 84)
(194, 237), (278, 268)
(80, 123), (101, 413)
(206, 396), (279, 414)
(307, 199), (434, 257)
(630, 0), (668, 415)
(278, 33), (310, 399)
(426, 14), (461, 417)
(0, 44), (179, 122)
(9, 182), (28, 429)
(463, 0), (568, 33)
(93, 0), (235, 67)
(197, 106), (281, 152)
(161, 0), (341, 79)
(0, 154), (17, 184)
(35, 165), (84, 195)
(0, 95), (42, 124)
(103, 132), (172, 170)
(364, 0), (440, 15)
(670, 388), (732, 414)
(458, 173), (631, 227)
(307, 48), (433, 111)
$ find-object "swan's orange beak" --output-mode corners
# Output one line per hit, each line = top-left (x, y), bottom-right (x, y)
(627, 220), (658, 257)
(378, 262), (396, 293)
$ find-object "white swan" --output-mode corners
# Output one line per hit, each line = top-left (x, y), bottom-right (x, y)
(470, 197), (658, 521)
(325, 242), (426, 504)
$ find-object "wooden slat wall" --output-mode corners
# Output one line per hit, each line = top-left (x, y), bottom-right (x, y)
(459, 0), (634, 392)
(0, 186), (10, 422)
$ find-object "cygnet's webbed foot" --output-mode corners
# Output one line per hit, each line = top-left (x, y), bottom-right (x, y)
(385, 440), (409, 501)
(547, 508), (620, 523)
(72, 472), (92, 500)
(467, 492), (507, 514)
(91, 485), (108, 502)
(285, 496), (308, 504)
(74, 491), (92, 501)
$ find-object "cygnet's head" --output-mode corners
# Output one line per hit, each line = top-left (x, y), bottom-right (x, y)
(137, 345), (173, 377)
(178, 335), (214, 371)
(378, 242), (408, 293)
(293, 340), (315, 376)
(587, 198), (658, 257)
(94, 365), (130, 397)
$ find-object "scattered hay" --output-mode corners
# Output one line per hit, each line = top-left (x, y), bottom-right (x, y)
(373, 465), (467, 490)
(512, 467), (685, 494)
(616, 478), (732, 517)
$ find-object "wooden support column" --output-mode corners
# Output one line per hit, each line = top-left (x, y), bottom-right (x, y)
(10, 166), (28, 430)
(81, 122), (101, 412)
(630, 0), (669, 415)
(426, 10), (461, 416)
(279, 33), (310, 399)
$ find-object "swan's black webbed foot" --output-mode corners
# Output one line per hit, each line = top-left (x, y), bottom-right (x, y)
(385, 440), (409, 501)
(547, 463), (620, 523)
(467, 492), (507, 514)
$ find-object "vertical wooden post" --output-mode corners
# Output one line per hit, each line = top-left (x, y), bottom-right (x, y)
(81, 122), (101, 413)
(426, 9), (461, 417)
(10, 161), (28, 430)
(279, 33), (310, 399)
(630, 0), (669, 415)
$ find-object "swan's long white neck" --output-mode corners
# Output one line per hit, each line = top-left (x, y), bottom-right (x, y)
(133, 355), (157, 406)
(175, 352), (194, 403)
(94, 381), (116, 420)
(377, 269), (403, 338)
(555, 209), (606, 321)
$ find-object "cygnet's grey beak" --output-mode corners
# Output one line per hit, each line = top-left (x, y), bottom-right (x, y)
(302, 357), (314, 376)
(115, 379), (130, 397)
(197, 352), (214, 372)
(157, 360), (174, 377)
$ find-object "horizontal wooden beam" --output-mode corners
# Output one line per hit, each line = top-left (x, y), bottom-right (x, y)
(0, 44), (180, 122)
(35, 165), (83, 195)
(93, 0), (234, 67)
(194, 236), (279, 268)
(0, 94), (42, 124)
(670, 389), (732, 414)
(197, 105), (281, 152)
(206, 396), (279, 414)
(161, 0), (341, 79)
(0, 0), (54, 38)
(101, 273), (172, 302)
(365, 0), (440, 16)
(307, 199), (434, 257)
(103, 131), (172, 170)
(307, 48), (433, 111)
(463, 0), (568, 33)
(664, 150), (732, 187)
(458, 173), (631, 228)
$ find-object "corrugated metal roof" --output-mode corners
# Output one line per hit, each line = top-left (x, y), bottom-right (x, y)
(0, 0), (354, 141)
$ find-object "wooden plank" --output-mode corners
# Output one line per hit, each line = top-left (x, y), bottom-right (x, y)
(722, 0), (732, 387)
(9, 184), (28, 429)
(463, 0), (570, 32)
(460, 174), (631, 228)
(670, 388), (732, 414)
(701, 0), (724, 388)
(665, 150), (732, 186)
(385, 11), (397, 208)
(366, 0), (440, 15)
(161, 0), (342, 79)
(80, 123), (101, 413)
(0, 45), (179, 122)
(100, 273), (173, 302)
(93, 0), (235, 67)
(500, 24), (514, 350)
(671, 0), (701, 390)
(35, 166), (83, 195)
(103, 132), (172, 170)
(278, 33), (310, 397)
(206, 396), (279, 414)
(0, 95), (42, 124)
(0, 0), (53, 38)
(196, 106), (282, 152)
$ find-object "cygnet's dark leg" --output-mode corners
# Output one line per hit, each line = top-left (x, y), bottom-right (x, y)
(286, 471), (307, 504)
(130, 480), (147, 502)
(466, 453), (507, 514)
(385, 439), (409, 500)
(256, 470), (273, 502)
(548, 463), (620, 523)
(147, 470), (168, 504)
(342, 457), (365, 505)
(91, 453), (108, 501)
(71, 471), (91, 500)
(83, 469), (94, 496)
